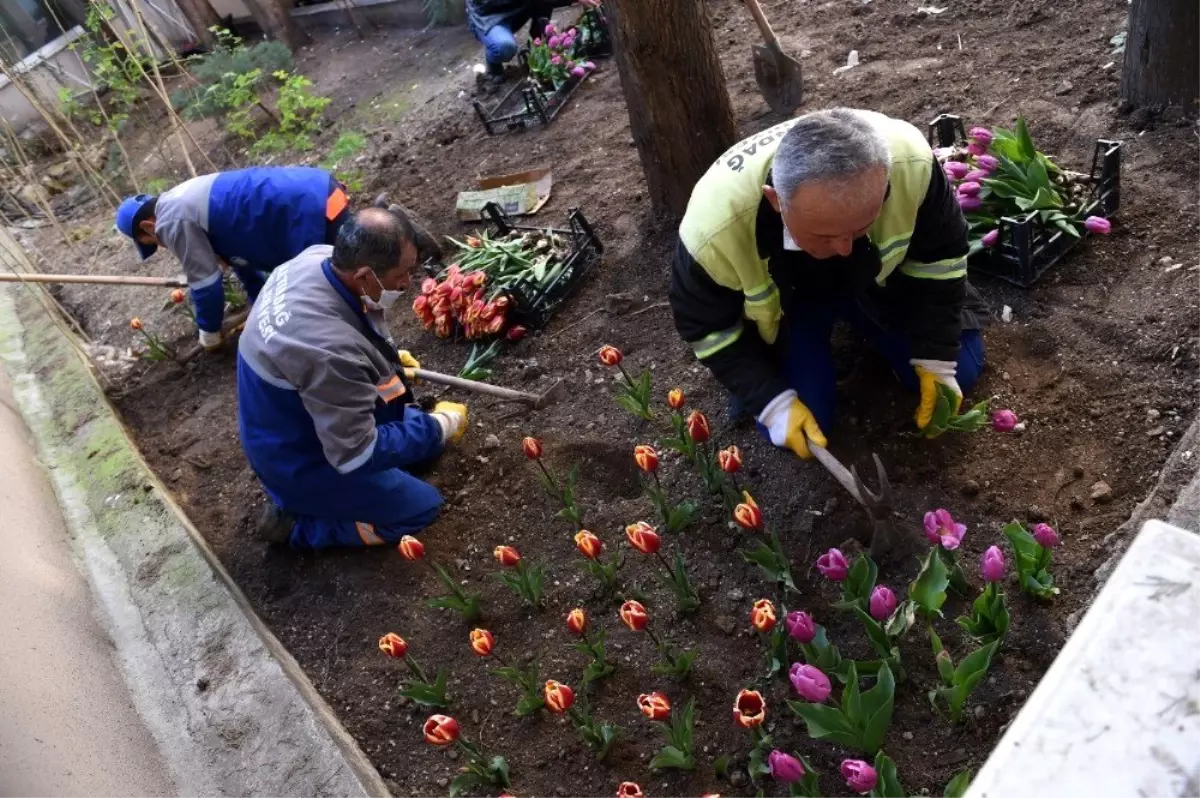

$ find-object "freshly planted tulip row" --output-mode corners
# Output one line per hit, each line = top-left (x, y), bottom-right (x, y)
(376, 345), (1066, 797)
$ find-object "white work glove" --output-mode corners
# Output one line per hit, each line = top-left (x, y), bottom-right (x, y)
(757, 389), (827, 460)
(431, 401), (469, 444)
(198, 328), (223, 351)
(910, 358), (961, 430)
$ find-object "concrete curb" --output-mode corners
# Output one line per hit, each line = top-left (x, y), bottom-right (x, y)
(0, 277), (390, 797)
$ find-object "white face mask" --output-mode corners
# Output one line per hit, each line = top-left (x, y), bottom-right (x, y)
(362, 271), (403, 311)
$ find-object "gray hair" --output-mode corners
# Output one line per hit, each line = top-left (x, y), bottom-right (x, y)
(773, 109), (892, 206)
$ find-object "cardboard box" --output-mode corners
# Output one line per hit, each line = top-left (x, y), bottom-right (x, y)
(455, 167), (553, 221)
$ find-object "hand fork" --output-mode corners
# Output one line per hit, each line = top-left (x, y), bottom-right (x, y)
(808, 445), (900, 558)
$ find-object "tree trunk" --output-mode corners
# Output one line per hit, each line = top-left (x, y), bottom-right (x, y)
(173, 0), (222, 46)
(241, 0), (308, 49)
(1121, 0), (1199, 109)
(605, 0), (738, 218)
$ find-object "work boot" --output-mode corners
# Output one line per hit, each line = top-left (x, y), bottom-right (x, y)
(256, 502), (295, 545)
(475, 61), (507, 89)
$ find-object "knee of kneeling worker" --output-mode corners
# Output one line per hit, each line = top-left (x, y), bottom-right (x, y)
(956, 331), (986, 392)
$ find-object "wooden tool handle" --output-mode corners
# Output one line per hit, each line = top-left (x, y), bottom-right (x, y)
(743, 0), (781, 48)
(809, 443), (866, 507)
(0, 272), (188, 287)
(411, 368), (538, 405)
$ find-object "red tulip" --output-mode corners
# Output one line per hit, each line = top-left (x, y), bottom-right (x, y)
(522, 437), (543, 459)
(733, 491), (764, 531)
(378, 632), (408, 658)
(130, 317), (143, 331)
(397, 535), (425, 561)
(170, 288), (185, 304)
(616, 783), (643, 798)
(494, 545), (521, 567)
(625, 521), (661, 555)
(566, 608), (588, 636)
(423, 714), (460, 746)
(597, 345), (622, 366)
(633, 444), (659, 473)
(421, 277), (437, 295)
(544, 679), (575, 713)
(666, 388), (685, 410)
(718, 445), (742, 474)
(575, 530), (603, 559)
(733, 689), (766, 728)
(750, 598), (777, 633)
(620, 599), (649, 631)
(506, 325), (528, 341)
(686, 411), (710, 444)
(469, 628), (495, 657)
(637, 691), (671, 721)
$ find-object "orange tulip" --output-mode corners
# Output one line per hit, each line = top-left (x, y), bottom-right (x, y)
(494, 545), (521, 567)
(718, 445), (743, 474)
(130, 317), (143, 331)
(686, 410), (711, 444)
(597, 345), (623, 366)
(624, 521), (661, 555)
(378, 632), (408, 659)
(397, 535), (425, 561)
(616, 783), (643, 798)
(544, 679), (575, 713)
(469, 628), (495, 657)
(637, 691), (671, 721)
(170, 288), (185, 304)
(522, 437), (543, 459)
(566, 608), (588, 636)
(633, 444), (659, 473)
(733, 689), (766, 728)
(667, 389), (685, 410)
(619, 599), (649, 632)
(750, 598), (777, 633)
(423, 714), (460, 746)
(733, 491), (764, 531)
(574, 530), (603, 560)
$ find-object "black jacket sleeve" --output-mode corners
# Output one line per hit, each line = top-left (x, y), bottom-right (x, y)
(887, 154), (970, 363)
(668, 237), (790, 416)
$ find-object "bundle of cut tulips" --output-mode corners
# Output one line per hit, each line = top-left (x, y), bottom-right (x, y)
(412, 229), (573, 340)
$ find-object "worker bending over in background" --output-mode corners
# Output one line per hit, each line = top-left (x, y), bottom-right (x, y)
(116, 167), (438, 351)
(236, 208), (467, 550)
(467, 0), (573, 84)
(670, 108), (986, 460)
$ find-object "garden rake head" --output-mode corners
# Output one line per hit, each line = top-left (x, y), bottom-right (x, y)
(850, 454), (900, 559)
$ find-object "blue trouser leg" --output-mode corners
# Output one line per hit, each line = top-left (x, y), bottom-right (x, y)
(287, 503), (440, 550)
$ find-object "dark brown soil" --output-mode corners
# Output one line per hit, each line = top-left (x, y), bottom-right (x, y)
(11, 0), (1199, 795)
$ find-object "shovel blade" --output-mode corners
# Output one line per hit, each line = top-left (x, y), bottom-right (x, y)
(533, 379), (567, 410)
(752, 42), (804, 115)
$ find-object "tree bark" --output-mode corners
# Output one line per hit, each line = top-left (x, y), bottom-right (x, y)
(173, 0), (223, 46)
(241, 0), (309, 49)
(1121, 0), (1199, 109)
(605, 0), (738, 218)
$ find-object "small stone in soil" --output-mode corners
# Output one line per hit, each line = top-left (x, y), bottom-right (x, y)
(1091, 481), (1114, 503)
(1026, 505), (1048, 522)
(974, 704), (986, 719)
(729, 771), (748, 788)
(727, 588), (745, 602)
(962, 479), (980, 497)
(1054, 79), (1074, 95)
(437, 778), (449, 788)
(1147, 426), (1165, 437)
(1073, 465), (1086, 478)
(471, 709), (480, 724)
(483, 433), (501, 450)
(446, 748), (459, 760)
(902, 730), (914, 740)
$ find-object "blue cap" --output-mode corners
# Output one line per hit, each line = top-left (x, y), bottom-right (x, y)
(115, 194), (159, 260)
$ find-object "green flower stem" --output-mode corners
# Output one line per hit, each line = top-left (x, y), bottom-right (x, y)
(403, 654), (430, 684)
(535, 459), (561, 495)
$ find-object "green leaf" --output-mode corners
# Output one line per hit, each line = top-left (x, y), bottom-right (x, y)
(1015, 117), (1037, 161)
(649, 745), (694, 771)
(515, 693), (545, 716)
(449, 771), (482, 797)
(884, 600), (917, 639)
(950, 641), (999, 722)
(852, 606), (898, 661)
(842, 660), (864, 726)
(845, 553), (879, 604)
(788, 700), (860, 749)
(859, 662), (896, 753)
(944, 768), (973, 797)
(398, 679), (449, 708)
(714, 754), (731, 779)
(873, 751), (905, 798)
(910, 549), (950, 615)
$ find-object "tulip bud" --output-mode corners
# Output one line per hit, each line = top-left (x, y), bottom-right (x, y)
(574, 530), (603, 559)
(423, 714), (460, 746)
(815, 548), (849, 581)
(750, 598), (777, 633)
(784, 610), (816, 644)
(378, 632), (408, 658)
(543, 22), (556, 34)
(583, 61), (596, 70)
(421, 277), (437, 295)
(1032, 523), (1060, 548)
(789, 663), (831, 703)
(733, 493), (764, 531)
(869, 585), (898, 622)
(619, 599), (649, 631)
(958, 194), (983, 213)
(465, 237), (481, 249)
(957, 180), (982, 197)
(841, 759), (878, 794)
(625, 521), (661, 555)
(397, 535), (425, 561)
(768, 750), (806, 784)
(733, 688), (766, 728)
(130, 317), (143, 331)
(571, 65), (586, 78)
(494, 545), (521, 567)
(982, 229), (1000, 248)
(170, 288), (185, 304)
(597, 345), (622, 366)
(966, 141), (988, 157)
(968, 126), (994, 146)
(976, 154), (999, 172)
(506, 325), (528, 341)
(991, 409), (1019, 432)
(522, 436), (543, 459)
(486, 315), (505, 335)
(543, 679), (575, 713)
(469, 628), (495, 657)
(980, 545), (1006, 583)
(548, 34), (562, 48)
(566, 608), (588, 636)
(943, 160), (970, 180)
(965, 169), (989, 182)
(666, 388), (685, 410)
(1084, 215), (1112, 235)
(686, 411), (711, 444)
(616, 783), (643, 798)
(718, 445), (743, 474)
(637, 691), (671, 721)
(633, 444), (659, 473)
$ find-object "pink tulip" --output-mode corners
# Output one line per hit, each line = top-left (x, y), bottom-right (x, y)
(583, 60), (596, 70)
(789, 663), (831, 703)
(976, 154), (999, 172)
(923, 509), (967, 550)
(841, 760), (878, 794)
(981, 545), (1006, 582)
(816, 548), (849, 581)
(1032, 523), (1060, 548)
(957, 181), (982, 197)
(532, 37), (542, 46)
(958, 194), (983, 212)
(965, 169), (990, 182)
(982, 229), (1000, 247)
(570, 65), (585, 77)
(969, 126), (994, 146)
(768, 750), (806, 784)
(869, 585), (897, 622)
(548, 34), (562, 48)
(550, 54), (562, 65)
(992, 409), (1019, 432)
(967, 141), (989, 157)
(543, 22), (556, 35)
(1084, 216), (1112, 235)
(785, 610), (816, 644)
(943, 161), (970, 180)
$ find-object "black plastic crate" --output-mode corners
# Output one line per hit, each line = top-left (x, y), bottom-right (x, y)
(472, 74), (588, 136)
(478, 201), (603, 330)
(928, 113), (1122, 288)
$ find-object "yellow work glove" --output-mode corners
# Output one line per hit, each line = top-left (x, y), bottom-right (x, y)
(911, 359), (962, 430)
(398, 349), (421, 381)
(757, 390), (827, 460)
(432, 401), (469, 444)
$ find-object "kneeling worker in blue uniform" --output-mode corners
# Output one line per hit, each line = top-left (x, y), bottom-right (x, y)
(670, 108), (987, 459)
(236, 207), (468, 550)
